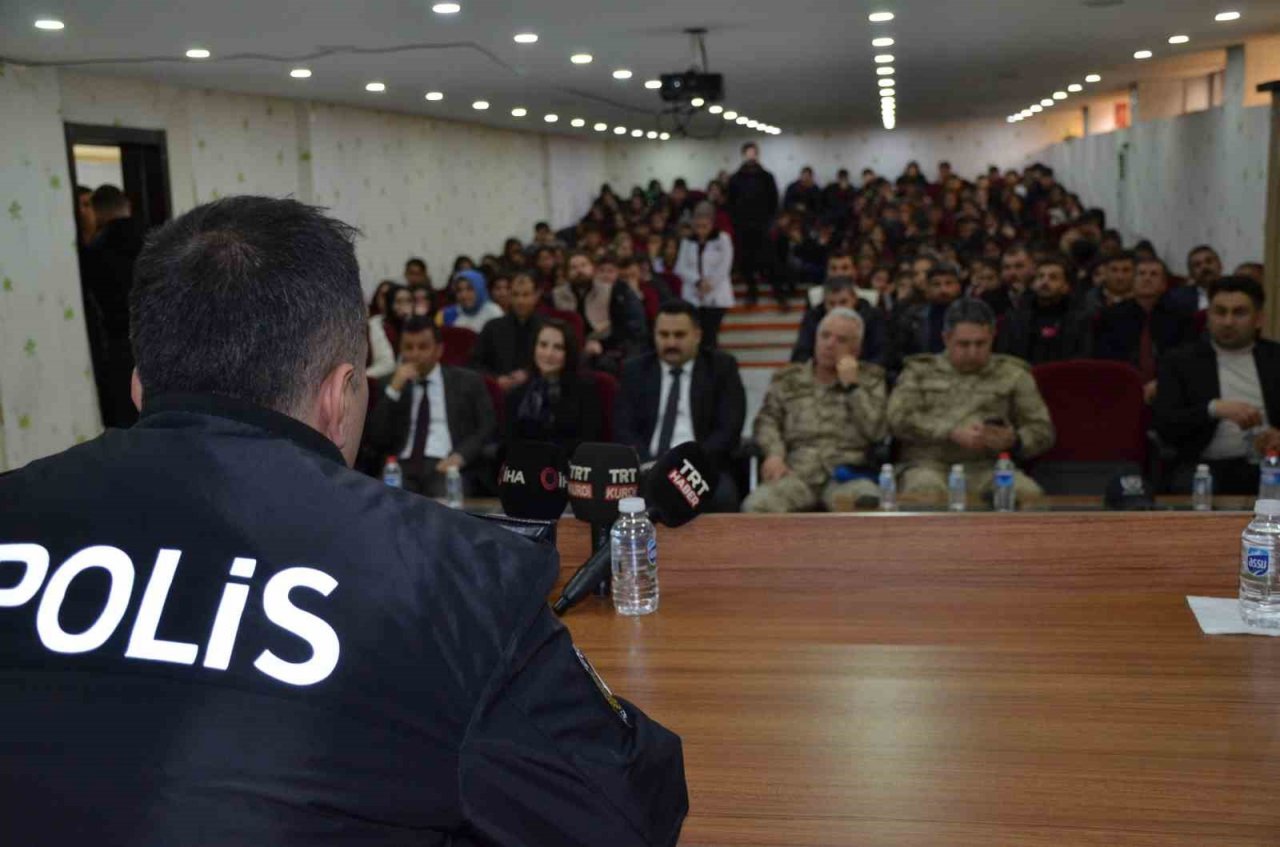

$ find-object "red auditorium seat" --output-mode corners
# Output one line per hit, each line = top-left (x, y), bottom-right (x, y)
(537, 306), (586, 346)
(1029, 359), (1149, 495)
(584, 370), (619, 442)
(439, 326), (478, 366)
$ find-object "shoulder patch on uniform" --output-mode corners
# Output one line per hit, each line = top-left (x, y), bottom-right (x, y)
(574, 647), (632, 727)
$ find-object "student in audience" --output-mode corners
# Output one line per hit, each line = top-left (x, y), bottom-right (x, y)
(504, 318), (602, 454)
(530, 245), (559, 292)
(997, 255), (1093, 365)
(404, 257), (432, 290)
(727, 141), (782, 308)
(75, 185), (96, 247)
(409, 283), (435, 317)
(823, 168), (856, 223)
(1235, 262), (1263, 284)
(1095, 258), (1197, 401)
(792, 275), (887, 365)
(618, 256), (661, 324)
(1084, 251), (1137, 313)
(552, 251), (647, 374)
(745, 308), (889, 512)
(888, 263), (964, 374)
(472, 272), (543, 391)
(614, 300), (747, 511)
(489, 273), (512, 313)
(1155, 276), (1280, 495)
(889, 299), (1055, 508)
(368, 280), (396, 318)
(438, 269), (503, 333)
(368, 284), (412, 380)
(966, 258), (1001, 300)
(364, 317), (496, 495)
(783, 166), (822, 212)
(500, 237), (527, 273)
(988, 244), (1035, 316)
(675, 201), (735, 350)
(1186, 245), (1224, 311)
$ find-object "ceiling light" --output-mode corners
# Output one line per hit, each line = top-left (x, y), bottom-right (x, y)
(513, 33), (538, 44)
(631, 128), (643, 137)
(708, 104), (724, 114)
(874, 54), (895, 63)
(735, 116), (749, 124)
(869, 11), (895, 22)
(1067, 83), (1083, 92)
(723, 110), (738, 120)
(1134, 49), (1153, 59)
(34, 19), (65, 30)
(432, 2), (461, 13)
(594, 122), (608, 131)
(570, 53), (593, 64)
(612, 69), (633, 80)
(880, 88), (896, 97)
(878, 78), (895, 87)
(511, 107), (527, 117)
(644, 79), (662, 89)
(614, 126), (627, 135)
(659, 132), (671, 140)
(570, 118), (585, 127)
(1053, 90), (1068, 99)
(366, 81), (386, 92)
(876, 66), (895, 76)
(1030, 104), (1043, 113)
(290, 68), (312, 79)
(1007, 116), (1017, 124)
(881, 97), (896, 105)
(425, 91), (444, 101)
(1040, 98), (1054, 106)
(472, 100), (489, 110)
(186, 48), (211, 59)
(883, 117), (896, 129)
(647, 131), (658, 139)
(1215, 11), (1241, 22)
(690, 97), (705, 107)
(1085, 74), (1102, 83)
(746, 119), (759, 128)
(1168, 35), (1190, 44)
(544, 114), (558, 123)
(872, 37), (895, 47)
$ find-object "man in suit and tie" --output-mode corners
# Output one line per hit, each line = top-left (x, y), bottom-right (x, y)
(365, 316), (496, 495)
(1155, 276), (1280, 495)
(615, 300), (747, 511)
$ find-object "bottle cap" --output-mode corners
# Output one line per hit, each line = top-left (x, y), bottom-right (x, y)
(619, 497), (647, 514)
(880, 463), (893, 473)
(1269, 450), (1280, 459)
(951, 464), (964, 474)
(1255, 499), (1280, 516)
(385, 456), (399, 464)
(998, 452), (1011, 460)
(1196, 464), (1209, 473)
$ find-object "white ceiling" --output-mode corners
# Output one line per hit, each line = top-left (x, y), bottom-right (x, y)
(2, 0), (1278, 135)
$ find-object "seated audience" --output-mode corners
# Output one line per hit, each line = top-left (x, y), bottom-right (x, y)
(618, 255), (661, 324)
(471, 272), (543, 391)
(888, 299), (1055, 508)
(1094, 257), (1197, 401)
(1185, 245), (1224, 311)
(1235, 262), (1263, 284)
(368, 284), (412, 379)
(489, 273), (512, 312)
(505, 319), (602, 454)
(744, 308), (889, 512)
(438, 269), (504, 333)
(615, 300), (747, 512)
(409, 282), (434, 317)
(530, 245), (559, 292)
(792, 276), (887, 365)
(553, 250), (647, 374)
(368, 279), (395, 317)
(1085, 251), (1137, 313)
(364, 317), (496, 495)
(675, 202), (735, 350)
(888, 263), (964, 373)
(1154, 276), (1280, 495)
(404, 256), (433, 291)
(997, 255), (1093, 365)
(987, 244), (1036, 315)
(783, 166), (822, 212)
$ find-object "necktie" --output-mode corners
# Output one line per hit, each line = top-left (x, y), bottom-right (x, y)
(1138, 313), (1156, 382)
(409, 379), (431, 461)
(656, 367), (682, 455)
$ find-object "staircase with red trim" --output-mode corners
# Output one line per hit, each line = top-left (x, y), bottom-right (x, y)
(721, 282), (805, 426)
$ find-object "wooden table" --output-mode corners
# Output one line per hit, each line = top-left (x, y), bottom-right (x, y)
(553, 513), (1280, 846)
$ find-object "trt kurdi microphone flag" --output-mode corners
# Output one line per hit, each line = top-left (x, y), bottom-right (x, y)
(568, 443), (640, 526)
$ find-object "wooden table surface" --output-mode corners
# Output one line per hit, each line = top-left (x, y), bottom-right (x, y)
(552, 513), (1280, 846)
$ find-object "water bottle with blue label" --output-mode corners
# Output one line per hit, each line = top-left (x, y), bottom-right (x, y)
(948, 464), (967, 512)
(878, 463), (897, 511)
(1191, 464), (1213, 511)
(612, 497), (659, 616)
(1259, 451), (1280, 501)
(445, 466), (464, 509)
(382, 456), (403, 488)
(993, 452), (1016, 512)
(1240, 499), (1280, 628)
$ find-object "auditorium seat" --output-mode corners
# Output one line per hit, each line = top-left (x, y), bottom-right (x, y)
(584, 370), (619, 442)
(537, 305), (586, 346)
(1029, 359), (1149, 495)
(440, 326), (478, 366)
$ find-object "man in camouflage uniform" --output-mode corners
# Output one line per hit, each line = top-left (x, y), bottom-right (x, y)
(744, 308), (888, 512)
(888, 298), (1054, 508)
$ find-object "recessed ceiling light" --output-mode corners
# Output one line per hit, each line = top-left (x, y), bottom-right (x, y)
(1215, 11), (1241, 22)
(186, 48), (211, 59)
(1168, 34), (1190, 44)
(883, 118), (895, 129)
(723, 110), (738, 120)
(644, 79), (662, 89)
(290, 68), (312, 79)
(631, 129), (643, 137)
(1134, 49), (1153, 59)
(432, 2), (461, 13)
(511, 107), (527, 117)
(708, 104), (724, 114)
(659, 132), (671, 140)
(878, 78), (895, 88)
(745, 119), (758, 128)
(1030, 104), (1043, 113)
(34, 18), (64, 30)
(881, 96), (896, 104)
(1053, 90), (1068, 99)
(691, 97), (705, 107)
(735, 116), (749, 124)
(1040, 98), (1054, 106)
(544, 114), (558, 123)
(874, 54), (895, 64)
(366, 81), (386, 92)
(425, 91), (444, 101)
(869, 11), (894, 22)
(612, 69), (633, 80)
(571, 53), (593, 64)
(1085, 73), (1102, 83)
(1007, 116), (1018, 124)
(472, 100), (490, 110)
(647, 131), (658, 139)
(876, 66), (895, 76)
(1067, 83), (1083, 92)
(872, 37), (895, 47)
(513, 33), (538, 44)
(614, 126), (627, 135)
(570, 118), (585, 127)
(594, 122), (608, 131)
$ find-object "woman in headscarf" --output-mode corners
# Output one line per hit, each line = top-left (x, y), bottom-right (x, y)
(438, 269), (504, 333)
(504, 318), (601, 455)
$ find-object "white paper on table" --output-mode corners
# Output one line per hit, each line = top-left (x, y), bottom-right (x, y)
(1186, 596), (1280, 637)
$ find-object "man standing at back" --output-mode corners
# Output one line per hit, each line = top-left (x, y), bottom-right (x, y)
(727, 141), (782, 308)
(0, 196), (687, 846)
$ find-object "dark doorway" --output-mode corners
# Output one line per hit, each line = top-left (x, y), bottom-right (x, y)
(64, 123), (172, 429)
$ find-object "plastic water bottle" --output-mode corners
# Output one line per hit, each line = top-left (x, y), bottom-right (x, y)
(611, 497), (658, 616)
(1239, 499), (1280, 628)
(1192, 464), (1213, 512)
(993, 453), (1016, 512)
(1260, 452), (1280, 501)
(948, 464), (967, 512)
(382, 456), (403, 488)
(878, 463), (897, 511)
(445, 466), (464, 509)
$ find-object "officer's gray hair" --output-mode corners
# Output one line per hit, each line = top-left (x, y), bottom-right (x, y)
(820, 306), (864, 337)
(943, 298), (996, 333)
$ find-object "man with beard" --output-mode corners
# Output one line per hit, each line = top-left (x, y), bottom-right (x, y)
(997, 255), (1093, 365)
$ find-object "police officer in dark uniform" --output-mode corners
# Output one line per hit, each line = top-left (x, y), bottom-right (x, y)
(0, 196), (687, 846)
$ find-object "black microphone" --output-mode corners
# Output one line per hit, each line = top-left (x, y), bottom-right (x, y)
(553, 442), (718, 615)
(567, 441), (641, 550)
(497, 440), (569, 520)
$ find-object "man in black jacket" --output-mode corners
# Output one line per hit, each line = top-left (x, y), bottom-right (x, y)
(727, 141), (782, 307)
(470, 273), (543, 391)
(997, 255), (1093, 366)
(551, 251), (647, 375)
(791, 276), (887, 366)
(1155, 276), (1280, 494)
(615, 301), (747, 511)
(1094, 257), (1197, 401)
(0, 196), (687, 846)
(364, 316), (496, 495)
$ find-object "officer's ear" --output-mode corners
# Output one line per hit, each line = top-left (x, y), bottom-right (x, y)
(315, 362), (361, 465)
(130, 369), (144, 412)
